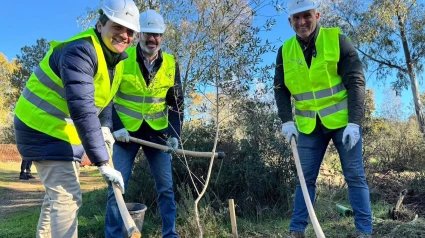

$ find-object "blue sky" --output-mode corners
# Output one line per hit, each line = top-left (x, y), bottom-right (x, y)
(0, 1), (419, 117)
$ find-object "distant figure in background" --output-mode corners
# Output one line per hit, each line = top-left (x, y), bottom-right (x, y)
(19, 159), (35, 180)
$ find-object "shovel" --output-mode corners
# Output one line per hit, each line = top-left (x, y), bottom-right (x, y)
(129, 136), (225, 159)
(290, 136), (325, 238)
(106, 143), (141, 238)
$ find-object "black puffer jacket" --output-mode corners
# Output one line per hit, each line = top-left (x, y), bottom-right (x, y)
(14, 29), (127, 164)
(273, 26), (365, 127)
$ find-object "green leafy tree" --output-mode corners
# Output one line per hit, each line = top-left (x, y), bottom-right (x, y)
(10, 38), (49, 104)
(0, 53), (22, 142)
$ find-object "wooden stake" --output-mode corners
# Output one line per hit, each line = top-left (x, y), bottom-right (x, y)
(229, 199), (238, 238)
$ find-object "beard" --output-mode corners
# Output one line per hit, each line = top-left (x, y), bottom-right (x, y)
(140, 41), (161, 57)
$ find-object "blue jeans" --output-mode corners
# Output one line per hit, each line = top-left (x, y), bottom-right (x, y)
(105, 141), (178, 238)
(289, 125), (372, 234)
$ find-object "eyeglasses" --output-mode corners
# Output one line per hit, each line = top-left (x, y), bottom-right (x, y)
(143, 32), (163, 38)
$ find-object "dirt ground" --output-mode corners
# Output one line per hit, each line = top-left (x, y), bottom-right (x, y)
(318, 165), (425, 219)
(369, 170), (425, 218)
(0, 162), (106, 220)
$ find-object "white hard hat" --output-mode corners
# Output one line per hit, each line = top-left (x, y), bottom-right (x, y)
(286, 0), (320, 16)
(102, 0), (140, 32)
(140, 9), (166, 34)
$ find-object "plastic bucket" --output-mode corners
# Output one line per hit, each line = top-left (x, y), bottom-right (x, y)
(123, 203), (147, 238)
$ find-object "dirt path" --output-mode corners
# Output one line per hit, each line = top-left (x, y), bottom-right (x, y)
(0, 162), (106, 220)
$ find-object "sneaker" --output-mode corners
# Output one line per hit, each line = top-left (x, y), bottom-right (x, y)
(26, 173), (35, 179)
(357, 232), (372, 238)
(287, 231), (305, 238)
(19, 172), (29, 180)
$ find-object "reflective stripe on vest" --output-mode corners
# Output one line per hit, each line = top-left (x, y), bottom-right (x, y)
(14, 28), (123, 145)
(22, 70), (103, 120)
(295, 99), (348, 118)
(283, 27), (348, 134)
(293, 83), (346, 101)
(114, 47), (175, 132)
(116, 91), (166, 104)
(115, 104), (168, 120)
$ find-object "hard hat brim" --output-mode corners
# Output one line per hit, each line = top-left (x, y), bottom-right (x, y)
(140, 27), (165, 34)
(108, 15), (141, 32)
(287, 4), (319, 16)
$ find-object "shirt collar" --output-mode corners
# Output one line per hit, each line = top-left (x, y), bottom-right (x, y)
(296, 26), (320, 48)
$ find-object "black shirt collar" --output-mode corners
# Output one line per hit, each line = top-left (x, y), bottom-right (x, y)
(296, 26), (320, 50)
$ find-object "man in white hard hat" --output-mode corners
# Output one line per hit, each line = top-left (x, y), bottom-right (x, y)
(13, 0), (140, 237)
(105, 9), (183, 238)
(273, 0), (372, 237)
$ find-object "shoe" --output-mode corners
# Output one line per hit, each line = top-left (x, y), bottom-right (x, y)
(287, 231), (305, 238)
(357, 232), (372, 238)
(19, 172), (29, 180)
(26, 173), (35, 179)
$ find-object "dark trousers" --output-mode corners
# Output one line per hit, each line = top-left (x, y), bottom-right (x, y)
(20, 160), (32, 173)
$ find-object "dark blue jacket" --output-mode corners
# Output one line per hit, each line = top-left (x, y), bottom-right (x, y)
(14, 29), (127, 164)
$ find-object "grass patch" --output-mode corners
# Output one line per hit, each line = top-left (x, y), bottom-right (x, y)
(2, 161), (425, 237)
(0, 206), (40, 238)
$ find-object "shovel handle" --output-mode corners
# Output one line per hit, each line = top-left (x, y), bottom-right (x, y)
(290, 136), (325, 238)
(129, 136), (225, 159)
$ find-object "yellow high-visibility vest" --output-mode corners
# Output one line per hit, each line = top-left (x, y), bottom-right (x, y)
(15, 28), (123, 144)
(283, 27), (348, 134)
(114, 47), (175, 132)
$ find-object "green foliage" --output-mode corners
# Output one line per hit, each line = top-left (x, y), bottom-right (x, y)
(0, 53), (21, 143)
(11, 38), (49, 104)
(408, 171), (425, 194)
(374, 218), (425, 238)
(126, 97), (296, 220)
(363, 116), (425, 171)
(0, 39), (49, 143)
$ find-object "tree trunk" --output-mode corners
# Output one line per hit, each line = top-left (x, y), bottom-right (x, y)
(398, 13), (425, 134)
(408, 72), (425, 134)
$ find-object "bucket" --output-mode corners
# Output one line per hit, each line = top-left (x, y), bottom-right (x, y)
(123, 203), (147, 238)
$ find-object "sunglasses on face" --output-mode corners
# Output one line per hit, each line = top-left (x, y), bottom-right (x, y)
(143, 32), (163, 38)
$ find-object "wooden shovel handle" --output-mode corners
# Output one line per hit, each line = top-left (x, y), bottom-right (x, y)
(129, 136), (225, 159)
(290, 136), (325, 238)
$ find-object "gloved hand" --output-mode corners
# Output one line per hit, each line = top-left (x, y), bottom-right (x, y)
(113, 128), (130, 143)
(98, 163), (125, 194)
(101, 127), (115, 153)
(342, 123), (360, 151)
(166, 137), (178, 153)
(281, 121), (298, 143)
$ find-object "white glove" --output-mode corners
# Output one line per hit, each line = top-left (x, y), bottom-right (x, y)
(101, 127), (115, 153)
(342, 123), (360, 151)
(113, 128), (130, 143)
(98, 164), (125, 194)
(166, 137), (178, 153)
(281, 121), (298, 143)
